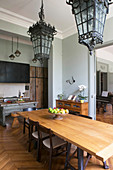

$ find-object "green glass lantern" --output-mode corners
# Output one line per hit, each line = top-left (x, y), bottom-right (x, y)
(28, 0), (57, 64)
(66, 0), (112, 54)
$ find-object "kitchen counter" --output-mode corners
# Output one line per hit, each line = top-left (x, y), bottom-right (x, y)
(0, 101), (38, 126)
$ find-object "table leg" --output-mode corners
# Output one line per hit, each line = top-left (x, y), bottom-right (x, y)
(64, 142), (71, 169)
(77, 148), (84, 170)
(103, 161), (109, 169)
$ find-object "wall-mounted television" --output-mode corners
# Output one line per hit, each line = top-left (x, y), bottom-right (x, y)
(0, 61), (30, 83)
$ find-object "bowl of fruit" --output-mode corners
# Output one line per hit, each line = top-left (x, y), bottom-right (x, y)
(48, 107), (69, 120)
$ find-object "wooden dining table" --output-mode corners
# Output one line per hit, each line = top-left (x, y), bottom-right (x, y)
(18, 109), (113, 170)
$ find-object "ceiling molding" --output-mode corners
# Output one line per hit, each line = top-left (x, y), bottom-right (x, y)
(62, 25), (77, 39)
(0, 7), (63, 39)
(0, 33), (32, 45)
(0, 7), (35, 28)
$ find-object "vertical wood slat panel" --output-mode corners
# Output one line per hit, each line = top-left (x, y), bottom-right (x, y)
(30, 66), (48, 108)
(36, 78), (43, 108)
(30, 66), (35, 77)
(36, 67), (44, 78)
(30, 78), (36, 101)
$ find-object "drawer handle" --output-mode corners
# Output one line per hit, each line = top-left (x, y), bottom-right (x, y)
(58, 103), (63, 105)
(64, 104), (71, 107)
(73, 105), (80, 108)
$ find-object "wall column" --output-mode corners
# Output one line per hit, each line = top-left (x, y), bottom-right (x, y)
(88, 50), (96, 120)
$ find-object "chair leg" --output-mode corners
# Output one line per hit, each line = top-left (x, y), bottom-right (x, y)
(49, 149), (52, 170)
(37, 140), (41, 162)
(23, 118), (25, 134)
(28, 126), (30, 138)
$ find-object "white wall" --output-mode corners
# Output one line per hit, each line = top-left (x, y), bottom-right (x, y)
(62, 34), (88, 99)
(0, 83), (25, 97)
(48, 38), (62, 107)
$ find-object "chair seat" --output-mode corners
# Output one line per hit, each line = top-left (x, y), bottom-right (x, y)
(32, 131), (49, 139)
(43, 136), (66, 149)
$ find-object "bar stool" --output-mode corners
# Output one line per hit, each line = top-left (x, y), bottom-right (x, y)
(11, 112), (19, 128)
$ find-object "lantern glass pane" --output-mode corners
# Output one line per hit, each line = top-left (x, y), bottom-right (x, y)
(88, 0), (93, 7)
(96, 6), (99, 21)
(82, 10), (87, 22)
(75, 13), (81, 25)
(81, 2), (86, 11)
(38, 46), (40, 53)
(96, 19), (99, 32)
(88, 7), (94, 20)
(45, 47), (47, 54)
(45, 36), (48, 47)
(37, 36), (40, 46)
(78, 24), (83, 35)
(42, 46), (44, 53)
(42, 35), (45, 46)
(47, 48), (50, 55)
(88, 19), (93, 32)
(83, 22), (87, 34)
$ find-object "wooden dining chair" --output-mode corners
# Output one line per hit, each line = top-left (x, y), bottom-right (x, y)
(28, 119), (49, 161)
(23, 107), (37, 136)
(38, 124), (68, 170)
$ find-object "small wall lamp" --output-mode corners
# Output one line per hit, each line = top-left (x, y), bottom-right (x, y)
(66, 76), (75, 85)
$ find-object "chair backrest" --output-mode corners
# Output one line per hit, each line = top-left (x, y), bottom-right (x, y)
(29, 119), (39, 136)
(38, 124), (53, 149)
(23, 107), (37, 111)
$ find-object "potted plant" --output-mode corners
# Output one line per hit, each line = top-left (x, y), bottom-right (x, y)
(78, 85), (87, 103)
(57, 94), (64, 100)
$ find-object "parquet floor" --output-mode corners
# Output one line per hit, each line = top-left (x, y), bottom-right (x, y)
(0, 107), (113, 170)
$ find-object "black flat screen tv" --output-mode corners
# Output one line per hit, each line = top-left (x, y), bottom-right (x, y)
(0, 61), (30, 83)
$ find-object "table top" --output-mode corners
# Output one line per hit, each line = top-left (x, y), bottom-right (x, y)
(18, 109), (113, 162)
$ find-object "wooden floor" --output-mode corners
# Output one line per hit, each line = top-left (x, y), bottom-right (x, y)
(0, 107), (113, 170)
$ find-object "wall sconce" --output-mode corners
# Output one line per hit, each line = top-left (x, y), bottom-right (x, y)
(66, 76), (75, 85)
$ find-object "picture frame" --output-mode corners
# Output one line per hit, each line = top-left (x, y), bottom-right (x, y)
(67, 95), (73, 100)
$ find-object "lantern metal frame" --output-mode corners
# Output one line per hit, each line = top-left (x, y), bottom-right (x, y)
(66, 0), (113, 53)
(28, 0), (57, 64)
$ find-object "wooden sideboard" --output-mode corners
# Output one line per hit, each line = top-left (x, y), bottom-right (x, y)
(56, 100), (88, 116)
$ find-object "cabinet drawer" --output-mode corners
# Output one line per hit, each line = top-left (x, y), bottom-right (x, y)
(72, 103), (81, 111)
(56, 102), (64, 108)
(64, 103), (72, 109)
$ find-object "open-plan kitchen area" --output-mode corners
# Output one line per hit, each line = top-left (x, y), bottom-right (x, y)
(1, 0), (113, 170)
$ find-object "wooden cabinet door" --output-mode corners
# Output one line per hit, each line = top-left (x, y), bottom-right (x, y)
(30, 78), (36, 100)
(36, 78), (43, 108)
(36, 67), (43, 78)
(30, 66), (35, 78)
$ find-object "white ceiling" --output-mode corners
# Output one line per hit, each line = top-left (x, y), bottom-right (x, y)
(0, 0), (75, 33)
(0, 0), (113, 37)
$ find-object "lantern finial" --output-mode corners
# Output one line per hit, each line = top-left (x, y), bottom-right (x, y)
(39, 0), (45, 22)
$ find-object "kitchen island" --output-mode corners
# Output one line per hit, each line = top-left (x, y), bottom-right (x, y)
(0, 101), (38, 126)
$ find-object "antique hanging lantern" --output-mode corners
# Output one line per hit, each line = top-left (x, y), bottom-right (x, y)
(28, 0), (57, 64)
(14, 37), (21, 57)
(66, 0), (112, 54)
